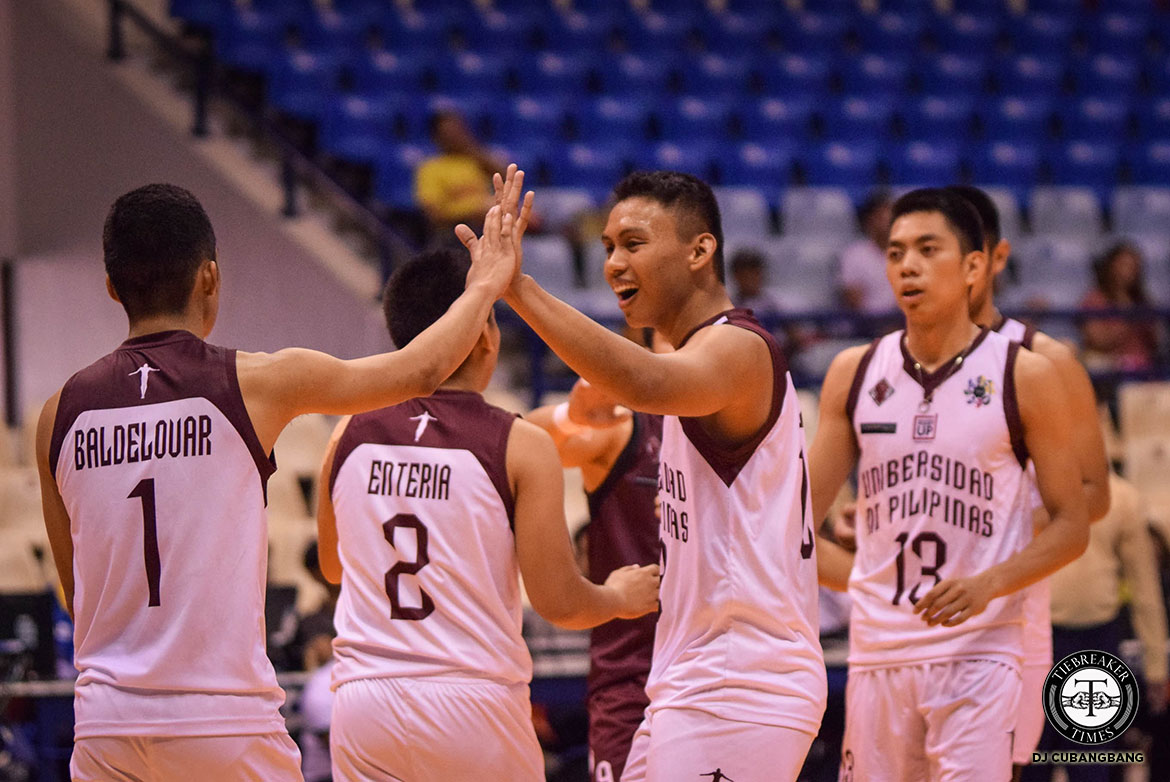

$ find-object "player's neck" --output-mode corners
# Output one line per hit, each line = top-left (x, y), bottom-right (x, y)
(970, 297), (1002, 331)
(904, 316), (982, 372)
(660, 286), (735, 348)
(438, 359), (490, 393)
(126, 311), (205, 341)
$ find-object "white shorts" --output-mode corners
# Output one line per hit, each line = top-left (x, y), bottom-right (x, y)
(71, 733), (302, 782)
(840, 660), (1021, 782)
(621, 707), (814, 782)
(330, 676), (543, 782)
(1012, 660), (1049, 765)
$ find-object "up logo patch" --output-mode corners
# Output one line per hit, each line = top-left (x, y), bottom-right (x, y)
(963, 375), (995, 408)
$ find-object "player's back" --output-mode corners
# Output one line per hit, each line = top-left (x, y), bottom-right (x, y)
(329, 389), (531, 688)
(49, 330), (285, 737)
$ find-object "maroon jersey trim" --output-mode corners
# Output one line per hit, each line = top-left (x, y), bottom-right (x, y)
(676, 309), (788, 488)
(49, 331), (276, 498)
(993, 315), (1037, 352)
(845, 337), (882, 426)
(899, 327), (991, 398)
(588, 413), (644, 504)
(329, 389), (517, 527)
(1003, 341), (1029, 469)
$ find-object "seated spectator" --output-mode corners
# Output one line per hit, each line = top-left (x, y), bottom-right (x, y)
(414, 109), (502, 245)
(836, 191), (893, 316)
(1080, 242), (1159, 372)
(729, 248), (781, 317)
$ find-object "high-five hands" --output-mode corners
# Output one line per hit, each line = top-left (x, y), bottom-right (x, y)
(456, 204), (518, 299)
(492, 164), (534, 288)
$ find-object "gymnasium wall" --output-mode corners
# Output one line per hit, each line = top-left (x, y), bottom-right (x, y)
(0, 0), (388, 420)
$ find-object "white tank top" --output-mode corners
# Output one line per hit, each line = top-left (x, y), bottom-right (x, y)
(846, 328), (1033, 669)
(329, 390), (531, 689)
(649, 310), (826, 734)
(50, 331), (285, 738)
(997, 316), (1053, 667)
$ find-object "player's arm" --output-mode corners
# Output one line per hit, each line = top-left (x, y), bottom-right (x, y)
(505, 279), (771, 420)
(314, 416), (351, 585)
(808, 347), (866, 590)
(526, 379), (633, 491)
(1029, 333), (1110, 522)
(1114, 478), (1169, 703)
(508, 419), (659, 630)
(34, 391), (74, 619)
(916, 350), (1089, 627)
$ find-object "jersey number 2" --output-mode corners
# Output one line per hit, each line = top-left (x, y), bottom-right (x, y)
(128, 479), (161, 607)
(383, 513), (435, 620)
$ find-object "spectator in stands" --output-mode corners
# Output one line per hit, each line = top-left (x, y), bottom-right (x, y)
(414, 109), (503, 246)
(729, 248), (779, 317)
(835, 191), (893, 316)
(1023, 473), (1169, 782)
(1080, 242), (1159, 372)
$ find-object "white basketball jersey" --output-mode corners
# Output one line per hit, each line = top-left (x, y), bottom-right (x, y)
(50, 331), (286, 738)
(648, 310), (826, 735)
(846, 328), (1034, 669)
(329, 389), (531, 689)
(998, 316), (1053, 667)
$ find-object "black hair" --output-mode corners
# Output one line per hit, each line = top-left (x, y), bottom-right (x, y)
(612, 170), (725, 282)
(857, 189), (892, 225)
(102, 184), (216, 320)
(382, 247), (471, 347)
(730, 248), (765, 272)
(890, 188), (984, 256)
(946, 185), (1001, 247)
(427, 108), (461, 139)
(1093, 242), (1148, 305)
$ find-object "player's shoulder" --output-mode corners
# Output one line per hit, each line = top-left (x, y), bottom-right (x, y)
(505, 416), (559, 479)
(1023, 330), (1077, 366)
(1011, 340), (1062, 391)
(825, 341), (876, 386)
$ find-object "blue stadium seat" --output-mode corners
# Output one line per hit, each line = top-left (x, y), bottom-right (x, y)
(373, 143), (428, 207)
(902, 94), (977, 141)
(1126, 139), (1170, 186)
(928, 13), (1001, 57)
(522, 236), (578, 300)
(430, 51), (513, 97)
(541, 10), (620, 54)
(378, 7), (459, 51)
(620, 9), (701, 52)
(700, 10), (778, 51)
(760, 236), (848, 311)
(637, 141), (720, 181)
(780, 187), (858, 236)
(658, 96), (736, 141)
(546, 143), (632, 196)
(491, 95), (570, 146)
(969, 140), (1043, 205)
(1072, 54), (1141, 96)
(677, 54), (754, 96)
(1134, 96), (1170, 140)
(350, 49), (430, 96)
(714, 187), (773, 237)
(838, 54), (913, 94)
(782, 11), (853, 53)
(1112, 186), (1170, 236)
(980, 186), (1024, 242)
(916, 52), (989, 94)
(469, 8), (543, 53)
(1007, 12), (1078, 55)
(594, 54), (673, 97)
(1048, 140), (1121, 200)
(720, 141), (799, 190)
(855, 12), (927, 53)
(1146, 54), (1170, 95)
(1084, 12), (1151, 55)
(571, 97), (653, 143)
(267, 48), (342, 122)
(1030, 186), (1106, 236)
(991, 53), (1067, 97)
(320, 94), (399, 160)
(757, 53), (834, 96)
(888, 141), (964, 187)
(531, 187), (597, 232)
(980, 95), (1056, 142)
(740, 97), (816, 143)
(820, 96), (899, 143)
(216, 8), (289, 71)
(1012, 235), (1094, 296)
(513, 52), (592, 99)
(296, 7), (374, 54)
(799, 141), (883, 202)
(1059, 96), (1132, 139)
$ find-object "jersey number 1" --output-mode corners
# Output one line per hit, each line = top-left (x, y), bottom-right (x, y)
(128, 479), (161, 607)
(383, 513), (435, 620)
(892, 531), (947, 605)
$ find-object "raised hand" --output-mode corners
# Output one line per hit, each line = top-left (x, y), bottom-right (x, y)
(568, 378), (632, 428)
(604, 563), (661, 619)
(456, 204), (517, 299)
(492, 164), (534, 286)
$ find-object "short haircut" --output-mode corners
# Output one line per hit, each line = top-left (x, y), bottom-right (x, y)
(730, 248), (765, 272)
(890, 188), (984, 256)
(612, 171), (725, 282)
(427, 108), (460, 138)
(382, 247), (471, 348)
(946, 185), (1001, 247)
(102, 184), (216, 320)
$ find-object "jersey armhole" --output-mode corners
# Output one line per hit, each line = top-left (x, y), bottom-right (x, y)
(845, 338), (882, 427)
(1003, 341), (1029, 469)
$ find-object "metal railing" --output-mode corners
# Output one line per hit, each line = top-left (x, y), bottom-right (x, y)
(105, 0), (415, 280)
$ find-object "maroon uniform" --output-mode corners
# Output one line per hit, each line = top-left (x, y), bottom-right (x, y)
(584, 412), (662, 782)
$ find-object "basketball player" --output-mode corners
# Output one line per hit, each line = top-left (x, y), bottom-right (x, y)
(528, 370), (662, 782)
(808, 188), (1090, 782)
(486, 166), (826, 782)
(949, 185), (1112, 779)
(35, 184), (520, 781)
(317, 248), (660, 782)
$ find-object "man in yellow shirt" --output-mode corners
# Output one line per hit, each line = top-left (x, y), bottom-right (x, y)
(414, 109), (501, 242)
